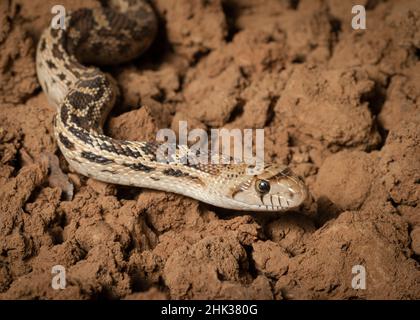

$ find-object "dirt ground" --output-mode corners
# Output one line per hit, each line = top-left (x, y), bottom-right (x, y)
(0, 0), (419, 300)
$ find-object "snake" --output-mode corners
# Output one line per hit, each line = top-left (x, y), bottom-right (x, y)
(36, 0), (308, 211)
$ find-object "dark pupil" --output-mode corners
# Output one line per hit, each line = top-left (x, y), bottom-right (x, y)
(258, 180), (270, 193)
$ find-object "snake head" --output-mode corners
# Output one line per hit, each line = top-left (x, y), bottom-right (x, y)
(229, 164), (308, 211)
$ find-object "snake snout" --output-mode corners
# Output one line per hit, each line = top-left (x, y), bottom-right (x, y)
(273, 174), (308, 209)
(259, 175), (306, 210)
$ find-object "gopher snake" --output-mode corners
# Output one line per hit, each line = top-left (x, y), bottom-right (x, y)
(36, 0), (307, 211)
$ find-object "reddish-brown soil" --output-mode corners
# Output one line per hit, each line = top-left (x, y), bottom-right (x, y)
(0, 0), (419, 299)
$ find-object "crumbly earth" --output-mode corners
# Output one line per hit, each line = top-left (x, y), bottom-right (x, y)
(0, 0), (419, 300)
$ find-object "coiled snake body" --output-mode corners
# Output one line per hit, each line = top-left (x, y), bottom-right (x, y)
(36, 0), (307, 211)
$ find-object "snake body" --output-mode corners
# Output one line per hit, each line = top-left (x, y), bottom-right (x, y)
(36, 0), (308, 211)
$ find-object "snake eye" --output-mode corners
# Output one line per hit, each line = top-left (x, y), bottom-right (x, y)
(256, 179), (270, 194)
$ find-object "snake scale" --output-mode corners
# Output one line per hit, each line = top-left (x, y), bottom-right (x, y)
(36, 0), (308, 211)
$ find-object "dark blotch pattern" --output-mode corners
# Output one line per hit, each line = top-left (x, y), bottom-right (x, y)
(81, 151), (113, 164)
(51, 43), (64, 60)
(123, 162), (155, 172)
(163, 168), (189, 177)
(140, 142), (158, 160)
(68, 126), (94, 146)
(57, 73), (67, 81)
(67, 90), (95, 110)
(58, 133), (75, 150)
(163, 168), (205, 186)
(60, 105), (69, 123)
(50, 27), (59, 39)
(97, 138), (125, 155)
(40, 38), (47, 52)
(120, 145), (141, 158)
(46, 59), (57, 69)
